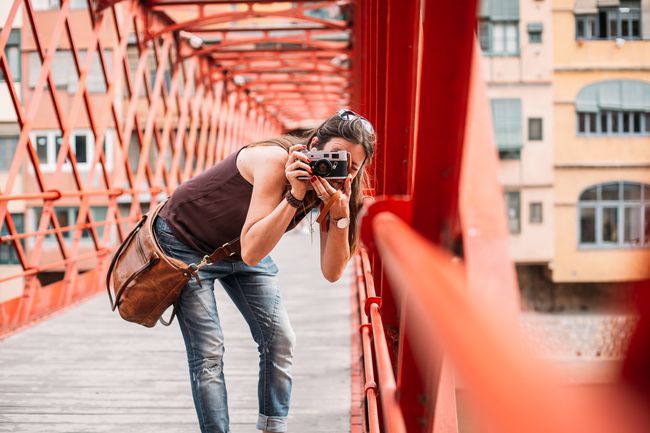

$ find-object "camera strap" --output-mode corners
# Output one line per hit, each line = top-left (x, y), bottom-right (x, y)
(316, 190), (341, 225)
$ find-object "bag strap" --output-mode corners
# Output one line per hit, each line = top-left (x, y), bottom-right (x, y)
(106, 214), (148, 310)
(203, 238), (241, 266)
(159, 303), (177, 326)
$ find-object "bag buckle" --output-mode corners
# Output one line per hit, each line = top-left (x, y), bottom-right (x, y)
(222, 242), (236, 257)
(198, 255), (213, 267)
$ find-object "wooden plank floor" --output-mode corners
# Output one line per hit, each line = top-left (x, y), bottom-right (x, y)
(0, 230), (353, 433)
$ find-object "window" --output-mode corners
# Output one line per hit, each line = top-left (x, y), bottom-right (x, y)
(478, 0), (519, 55)
(30, 129), (114, 171)
(0, 136), (18, 170)
(0, 214), (24, 264)
(505, 191), (521, 234)
(32, 0), (59, 10)
(527, 22), (543, 43)
(33, 206), (108, 240)
(574, 1), (641, 40)
(74, 133), (88, 164)
(530, 202), (543, 223)
(576, 14), (598, 39)
(91, 207), (108, 238)
(70, 0), (88, 9)
(578, 182), (650, 248)
(578, 111), (650, 136)
(576, 80), (650, 136)
(490, 99), (522, 159)
(0, 30), (20, 82)
(32, 0), (87, 10)
(528, 118), (543, 141)
(28, 49), (111, 94)
(150, 69), (172, 94)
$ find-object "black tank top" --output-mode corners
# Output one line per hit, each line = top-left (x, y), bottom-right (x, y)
(158, 146), (314, 258)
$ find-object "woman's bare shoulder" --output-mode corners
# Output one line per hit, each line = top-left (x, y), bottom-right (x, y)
(240, 145), (287, 164)
(237, 145), (288, 183)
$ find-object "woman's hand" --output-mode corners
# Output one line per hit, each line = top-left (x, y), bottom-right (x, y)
(285, 144), (312, 200)
(311, 175), (352, 220)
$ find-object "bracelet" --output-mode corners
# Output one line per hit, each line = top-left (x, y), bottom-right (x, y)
(285, 190), (303, 208)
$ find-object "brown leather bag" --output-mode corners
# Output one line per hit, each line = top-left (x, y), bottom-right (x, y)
(106, 199), (240, 327)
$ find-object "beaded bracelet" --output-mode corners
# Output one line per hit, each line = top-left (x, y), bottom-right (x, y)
(285, 190), (303, 208)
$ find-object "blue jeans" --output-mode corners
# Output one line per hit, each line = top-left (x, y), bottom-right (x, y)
(154, 216), (295, 433)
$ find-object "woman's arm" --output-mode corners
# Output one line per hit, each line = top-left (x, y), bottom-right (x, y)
(312, 176), (353, 282)
(239, 144), (311, 266)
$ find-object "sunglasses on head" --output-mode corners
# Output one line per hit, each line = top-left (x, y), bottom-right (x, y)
(337, 108), (375, 135)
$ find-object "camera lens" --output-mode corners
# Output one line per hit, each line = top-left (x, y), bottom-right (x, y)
(313, 159), (332, 176)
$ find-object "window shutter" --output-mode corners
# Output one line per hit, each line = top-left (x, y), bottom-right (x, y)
(596, 0), (620, 6)
(478, 0), (491, 18)
(490, 99), (522, 151)
(622, 80), (650, 112)
(491, 0), (519, 20)
(479, 0), (519, 20)
(598, 81), (622, 110)
(574, 0), (598, 14)
(577, 80), (650, 113)
(576, 85), (599, 112)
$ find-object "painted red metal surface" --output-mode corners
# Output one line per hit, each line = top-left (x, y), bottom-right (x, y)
(1, 0), (313, 338)
(3, 2), (649, 433)
(370, 211), (650, 433)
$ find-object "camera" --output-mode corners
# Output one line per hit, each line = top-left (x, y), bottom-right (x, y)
(299, 150), (349, 180)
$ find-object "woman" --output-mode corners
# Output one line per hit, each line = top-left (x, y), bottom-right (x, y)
(154, 109), (375, 433)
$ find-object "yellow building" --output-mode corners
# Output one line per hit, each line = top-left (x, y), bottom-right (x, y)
(552, 0), (650, 283)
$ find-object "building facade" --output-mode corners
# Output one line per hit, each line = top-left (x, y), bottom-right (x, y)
(0, 2), (24, 303)
(482, 0), (650, 310)
(552, 0), (650, 284)
(479, 0), (556, 308)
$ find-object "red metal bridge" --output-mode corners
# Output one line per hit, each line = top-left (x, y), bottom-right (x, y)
(0, 1), (649, 432)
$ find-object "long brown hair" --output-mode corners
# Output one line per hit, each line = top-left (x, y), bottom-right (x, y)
(248, 112), (376, 254)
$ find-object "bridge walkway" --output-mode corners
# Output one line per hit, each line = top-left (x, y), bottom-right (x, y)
(0, 231), (352, 433)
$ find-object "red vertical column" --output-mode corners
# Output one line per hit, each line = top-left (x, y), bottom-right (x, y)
(407, 0), (478, 431)
(376, 0), (423, 429)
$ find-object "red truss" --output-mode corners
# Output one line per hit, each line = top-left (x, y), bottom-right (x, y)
(2, 3), (649, 433)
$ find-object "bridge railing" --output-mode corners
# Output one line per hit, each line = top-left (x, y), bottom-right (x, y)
(350, 1), (650, 432)
(0, 0), (280, 338)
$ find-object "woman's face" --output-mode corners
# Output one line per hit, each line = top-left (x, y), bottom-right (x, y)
(311, 137), (367, 186)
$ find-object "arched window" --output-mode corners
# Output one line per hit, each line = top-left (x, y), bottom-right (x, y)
(578, 182), (650, 247)
(576, 80), (650, 136)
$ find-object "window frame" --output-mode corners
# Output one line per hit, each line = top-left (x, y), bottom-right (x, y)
(0, 29), (21, 83)
(577, 182), (650, 249)
(576, 14), (598, 39)
(0, 213), (24, 265)
(528, 117), (543, 141)
(31, 205), (109, 244)
(577, 110), (650, 137)
(0, 136), (19, 171)
(505, 191), (521, 235)
(574, 4), (641, 41)
(478, 19), (520, 56)
(529, 202), (543, 224)
(527, 23), (543, 44)
(29, 129), (114, 172)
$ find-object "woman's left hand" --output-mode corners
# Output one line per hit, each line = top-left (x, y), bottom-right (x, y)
(310, 175), (352, 220)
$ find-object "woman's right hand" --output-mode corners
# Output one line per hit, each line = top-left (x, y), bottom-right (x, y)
(285, 144), (312, 200)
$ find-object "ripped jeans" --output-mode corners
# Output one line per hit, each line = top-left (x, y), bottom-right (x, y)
(154, 216), (296, 433)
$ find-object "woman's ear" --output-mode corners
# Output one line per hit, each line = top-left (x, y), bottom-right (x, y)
(309, 136), (319, 149)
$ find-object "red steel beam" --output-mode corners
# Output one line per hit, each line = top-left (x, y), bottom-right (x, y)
(372, 212), (649, 433)
(0, 0), (283, 338)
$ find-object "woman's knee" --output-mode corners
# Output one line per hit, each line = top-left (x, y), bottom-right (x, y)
(270, 321), (296, 358)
